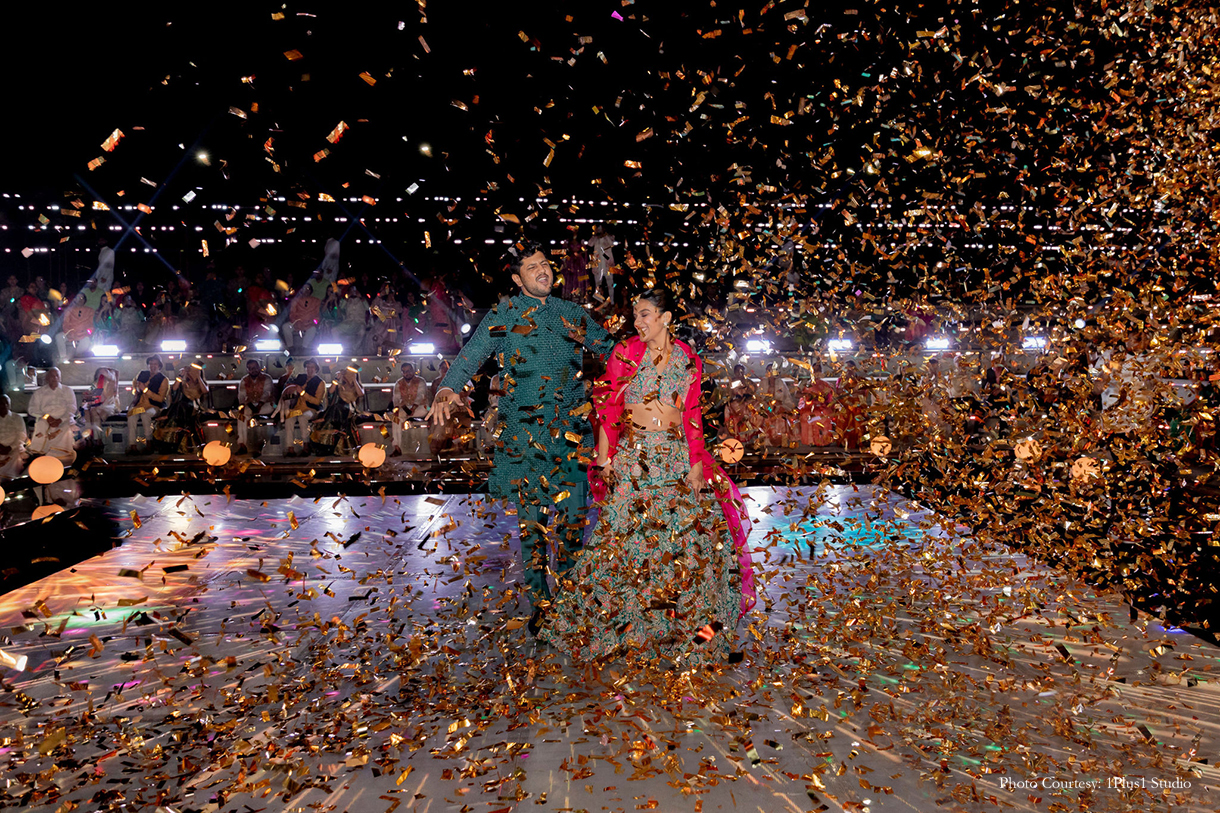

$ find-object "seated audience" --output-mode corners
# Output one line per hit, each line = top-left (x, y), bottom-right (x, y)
(0, 394), (27, 478)
(391, 361), (429, 456)
(311, 366), (365, 454)
(236, 358), (275, 455)
(281, 359), (326, 456)
(29, 367), (77, 465)
(153, 363), (212, 454)
(80, 367), (120, 450)
(127, 355), (170, 454)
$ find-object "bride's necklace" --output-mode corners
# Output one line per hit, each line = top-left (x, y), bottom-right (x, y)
(650, 340), (672, 370)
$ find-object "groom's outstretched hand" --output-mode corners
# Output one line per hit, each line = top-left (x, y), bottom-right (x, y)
(427, 389), (466, 427)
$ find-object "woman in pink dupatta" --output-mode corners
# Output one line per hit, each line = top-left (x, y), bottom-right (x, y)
(541, 289), (754, 668)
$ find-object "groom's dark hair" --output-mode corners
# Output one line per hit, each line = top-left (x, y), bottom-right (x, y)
(503, 240), (547, 278)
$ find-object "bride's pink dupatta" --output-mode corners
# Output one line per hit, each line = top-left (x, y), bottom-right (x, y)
(589, 336), (756, 616)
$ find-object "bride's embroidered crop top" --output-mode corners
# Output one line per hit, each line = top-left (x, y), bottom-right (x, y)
(624, 349), (693, 409)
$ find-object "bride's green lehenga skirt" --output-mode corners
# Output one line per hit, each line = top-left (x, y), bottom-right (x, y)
(540, 427), (739, 668)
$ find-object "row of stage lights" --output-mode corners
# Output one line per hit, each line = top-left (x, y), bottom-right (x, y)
(75, 334), (468, 359)
(714, 334), (1054, 356)
(10, 198), (1161, 215)
(73, 335), (1043, 359)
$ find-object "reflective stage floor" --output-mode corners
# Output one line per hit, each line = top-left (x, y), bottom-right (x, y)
(0, 486), (1216, 813)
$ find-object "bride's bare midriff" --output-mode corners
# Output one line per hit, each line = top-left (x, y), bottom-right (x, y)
(627, 401), (683, 432)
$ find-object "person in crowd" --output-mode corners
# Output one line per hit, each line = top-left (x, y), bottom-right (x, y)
(424, 275), (461, 353)
(281, 359), (326, 456)
(175, 295), (208, 351)
(0, 394), (27, 478)
(539, 288), (753, 666)
(227, 266), (250, 302)
(113, 295), (146, 349)
(56, 293), (97, 361)
(0, 276), (23, 310)
(246, 269), (276, 343)
(401, 290), (428, 348)
(757, 361), (795, 447)
(331, 284), (368, 353)
(834, 360), (867, 449)
(370, 284), (403, 355)
(18, 282), (49, 339)
(286, 281), (324, 354)
(274, 359), (298, 404)
(429, 241), (615, 628)
(311, 365), (365, 454)
(560, 229), (590, 303)
(29, 367), (77, 465)
(236, 358), (274, 455)
(80, 276), (107, 311)
(201, 269), (240, 351)
(586, 223), (616, 306)
(798, 360), (837, 447)
(127, 355), (170, 454)
(152, 362), (211, 454)
(391, 361), (429, 456)
(79, 367), (119, 450)
(143, 288), (178, 350)
(130, 280), (150, 315)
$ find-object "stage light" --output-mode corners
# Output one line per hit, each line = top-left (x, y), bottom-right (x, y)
(317, 343), (343, 355)
(719, 438), (744, 464)
(32, 504), (64, 520)
(160, 340), (187, 353)
(254, 339), (282, 352)
(358, 443), (386, 468)
(460, 323), (471, 334)
(203, 441), (231, 467)
(827, 339), (853, 352)
(38, 334), (51, 345)
(925, 337), (951, 351)
(419, 143), (432, 157)
(1015, 438), (1042, 460)
(408, 342), (435, 354)
(744, 339), (771, 354)
(29, 455), (64, 484)
(197, 151), (210, 164)
(1074, 318), (1086, 329)
(1071, 456), (1099, 480)
(92, 345), (121, 357)
(1023, 336), (1047, 350)
(0, 647), (28, 672)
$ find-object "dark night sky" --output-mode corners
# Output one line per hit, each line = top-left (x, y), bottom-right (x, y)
(4, 1), (746, 199)
(0, 1), (1187, 309)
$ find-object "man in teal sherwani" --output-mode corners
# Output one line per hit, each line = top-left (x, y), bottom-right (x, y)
(429, 241), (614, 630)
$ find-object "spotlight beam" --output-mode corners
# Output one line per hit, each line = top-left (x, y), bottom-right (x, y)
(58, 176), (191, 344)
(111, 119), (215, 253)
(306, 173), (425, 292)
